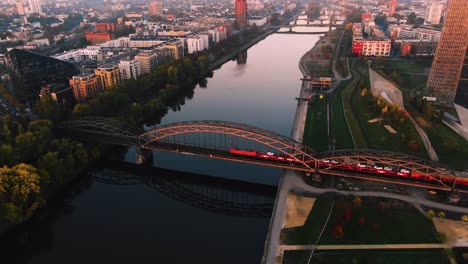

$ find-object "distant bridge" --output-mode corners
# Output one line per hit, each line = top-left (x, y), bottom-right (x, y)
(91, 162), (275, 217)
(58, 117), (468, 193)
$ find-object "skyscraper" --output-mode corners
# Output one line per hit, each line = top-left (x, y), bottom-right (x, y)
(28, 0), (42, 15)
(388, 0), (397, 17)
(235, 0), (247, 29)
(455, 48), (468, 108)
(425, 2), (444, 24)
(424, 0), (468, 104)
(16, 1), (25, 16)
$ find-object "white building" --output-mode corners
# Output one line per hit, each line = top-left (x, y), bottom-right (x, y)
(28, 0), (43, 15)
(186, 35), (209, 54)
(135, 50), (159, 74)
(53, 48), (102, 62)
(248, 16), (267, 27)
(118, 59), (142, 80)
(425, 2), (444, 24)
(361, 40), (391, 56)
(247, 0), (264, 10)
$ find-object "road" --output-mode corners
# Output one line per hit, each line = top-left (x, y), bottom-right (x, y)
(280, 243), (448, 251)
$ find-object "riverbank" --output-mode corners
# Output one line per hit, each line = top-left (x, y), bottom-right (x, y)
(263, 32), (320, 263)
(208, 28), (277, 71)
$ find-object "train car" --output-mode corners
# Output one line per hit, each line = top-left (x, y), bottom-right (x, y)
(229, 148), (257, 157)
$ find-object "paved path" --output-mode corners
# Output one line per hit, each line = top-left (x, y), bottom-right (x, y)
(280, 243), (448, 251)
(287, 171), (468, 214)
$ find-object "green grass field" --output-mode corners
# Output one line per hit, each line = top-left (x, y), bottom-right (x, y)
(341, 73), (369, 149)
(332, 79), (356, 150)
(408, 105), (468, 170)
(303, 96), (330, 151)
(281, 196), (438, 246)
(283, 249), (449, 264)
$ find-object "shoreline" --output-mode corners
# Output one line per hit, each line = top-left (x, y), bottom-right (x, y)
(263, 32), (322, 263)
(208, 28), (277, 71)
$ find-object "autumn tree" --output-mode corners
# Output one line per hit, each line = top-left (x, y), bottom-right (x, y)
(426, 209), (436, 219)
(0, 163), (45, 223)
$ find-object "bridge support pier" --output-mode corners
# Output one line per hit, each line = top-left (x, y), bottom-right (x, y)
(136, 147), (153, 165)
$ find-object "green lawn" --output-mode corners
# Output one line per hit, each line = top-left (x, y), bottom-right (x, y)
(332, 79), (355, 150)
(303, 96), (330, 151)
(408, 105), (468, 170)
(283, 249), (449, 264)
(352, 68), (428, 158)
(281, 196), (438, 245)
(341, 73), (368, 149)
(392, 60), (426, 73)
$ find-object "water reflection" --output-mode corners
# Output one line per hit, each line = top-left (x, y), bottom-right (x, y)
(236, 50), (248, 65)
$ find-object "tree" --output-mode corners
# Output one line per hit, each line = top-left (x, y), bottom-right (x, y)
(461, 215), (468, 223)
(415, 17), (424, 25)
(426, 209), (436, 219)
(407, 12), (416, 24)
(34, 97), (65, 122)
(436, 232), (447, 243)
(353, 196), (362, 207)
(0, 163), (45, 223)
(438, 211), (446, 221)
(392, 13), (403, 20)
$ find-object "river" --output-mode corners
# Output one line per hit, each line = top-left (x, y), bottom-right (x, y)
(0, 32), (322, 264)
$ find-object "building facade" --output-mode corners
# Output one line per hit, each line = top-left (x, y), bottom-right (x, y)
(235, 0), (247, 29)
(85, 32), (114, 45)
(135, 50), (158, 74)
(455, 48), (468, 108)
(388, 0), (397, 17)
(16, 1), (25, 16)
(94, 65), (121, 89)
(148, 2), (163, 16)
(28, 0), (42, 15)
(118, 59), (142, 80)
(5, 48), (78, 102)
(425, 2), (444, 25)
(40, 83), (75, 106)
(353, 40), (391, 56)
(425, 0), (468, 104)
(70, 73), (101, 102)
(186, 35), (209, 54)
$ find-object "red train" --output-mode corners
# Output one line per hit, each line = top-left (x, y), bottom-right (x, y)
(228, 148), (468, 189)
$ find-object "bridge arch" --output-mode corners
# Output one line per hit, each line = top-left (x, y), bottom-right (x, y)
(139, 120), (319, 169)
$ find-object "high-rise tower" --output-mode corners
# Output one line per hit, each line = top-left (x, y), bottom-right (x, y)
(235, 0), (247, 29)
(425, 0), (468, 104)
(425, 1), (444, 24)
(28, 0), (42, 15)
(16, 1), (25, 16)
(388, 0), (397, 17)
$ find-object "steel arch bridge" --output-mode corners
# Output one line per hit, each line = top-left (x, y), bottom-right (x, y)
(57, 117), (468, 193)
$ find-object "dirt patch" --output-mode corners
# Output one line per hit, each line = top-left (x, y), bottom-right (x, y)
(433, 219), (468, 246)
(414, 115), (431, 129)
(283, 193), (316, 228)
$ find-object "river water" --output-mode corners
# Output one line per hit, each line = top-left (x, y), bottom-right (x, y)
(1, 32), (322, 264)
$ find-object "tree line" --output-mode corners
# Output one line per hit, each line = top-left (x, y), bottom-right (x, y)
(71, 53), (209, 126)
(0, 118), (100, 223)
